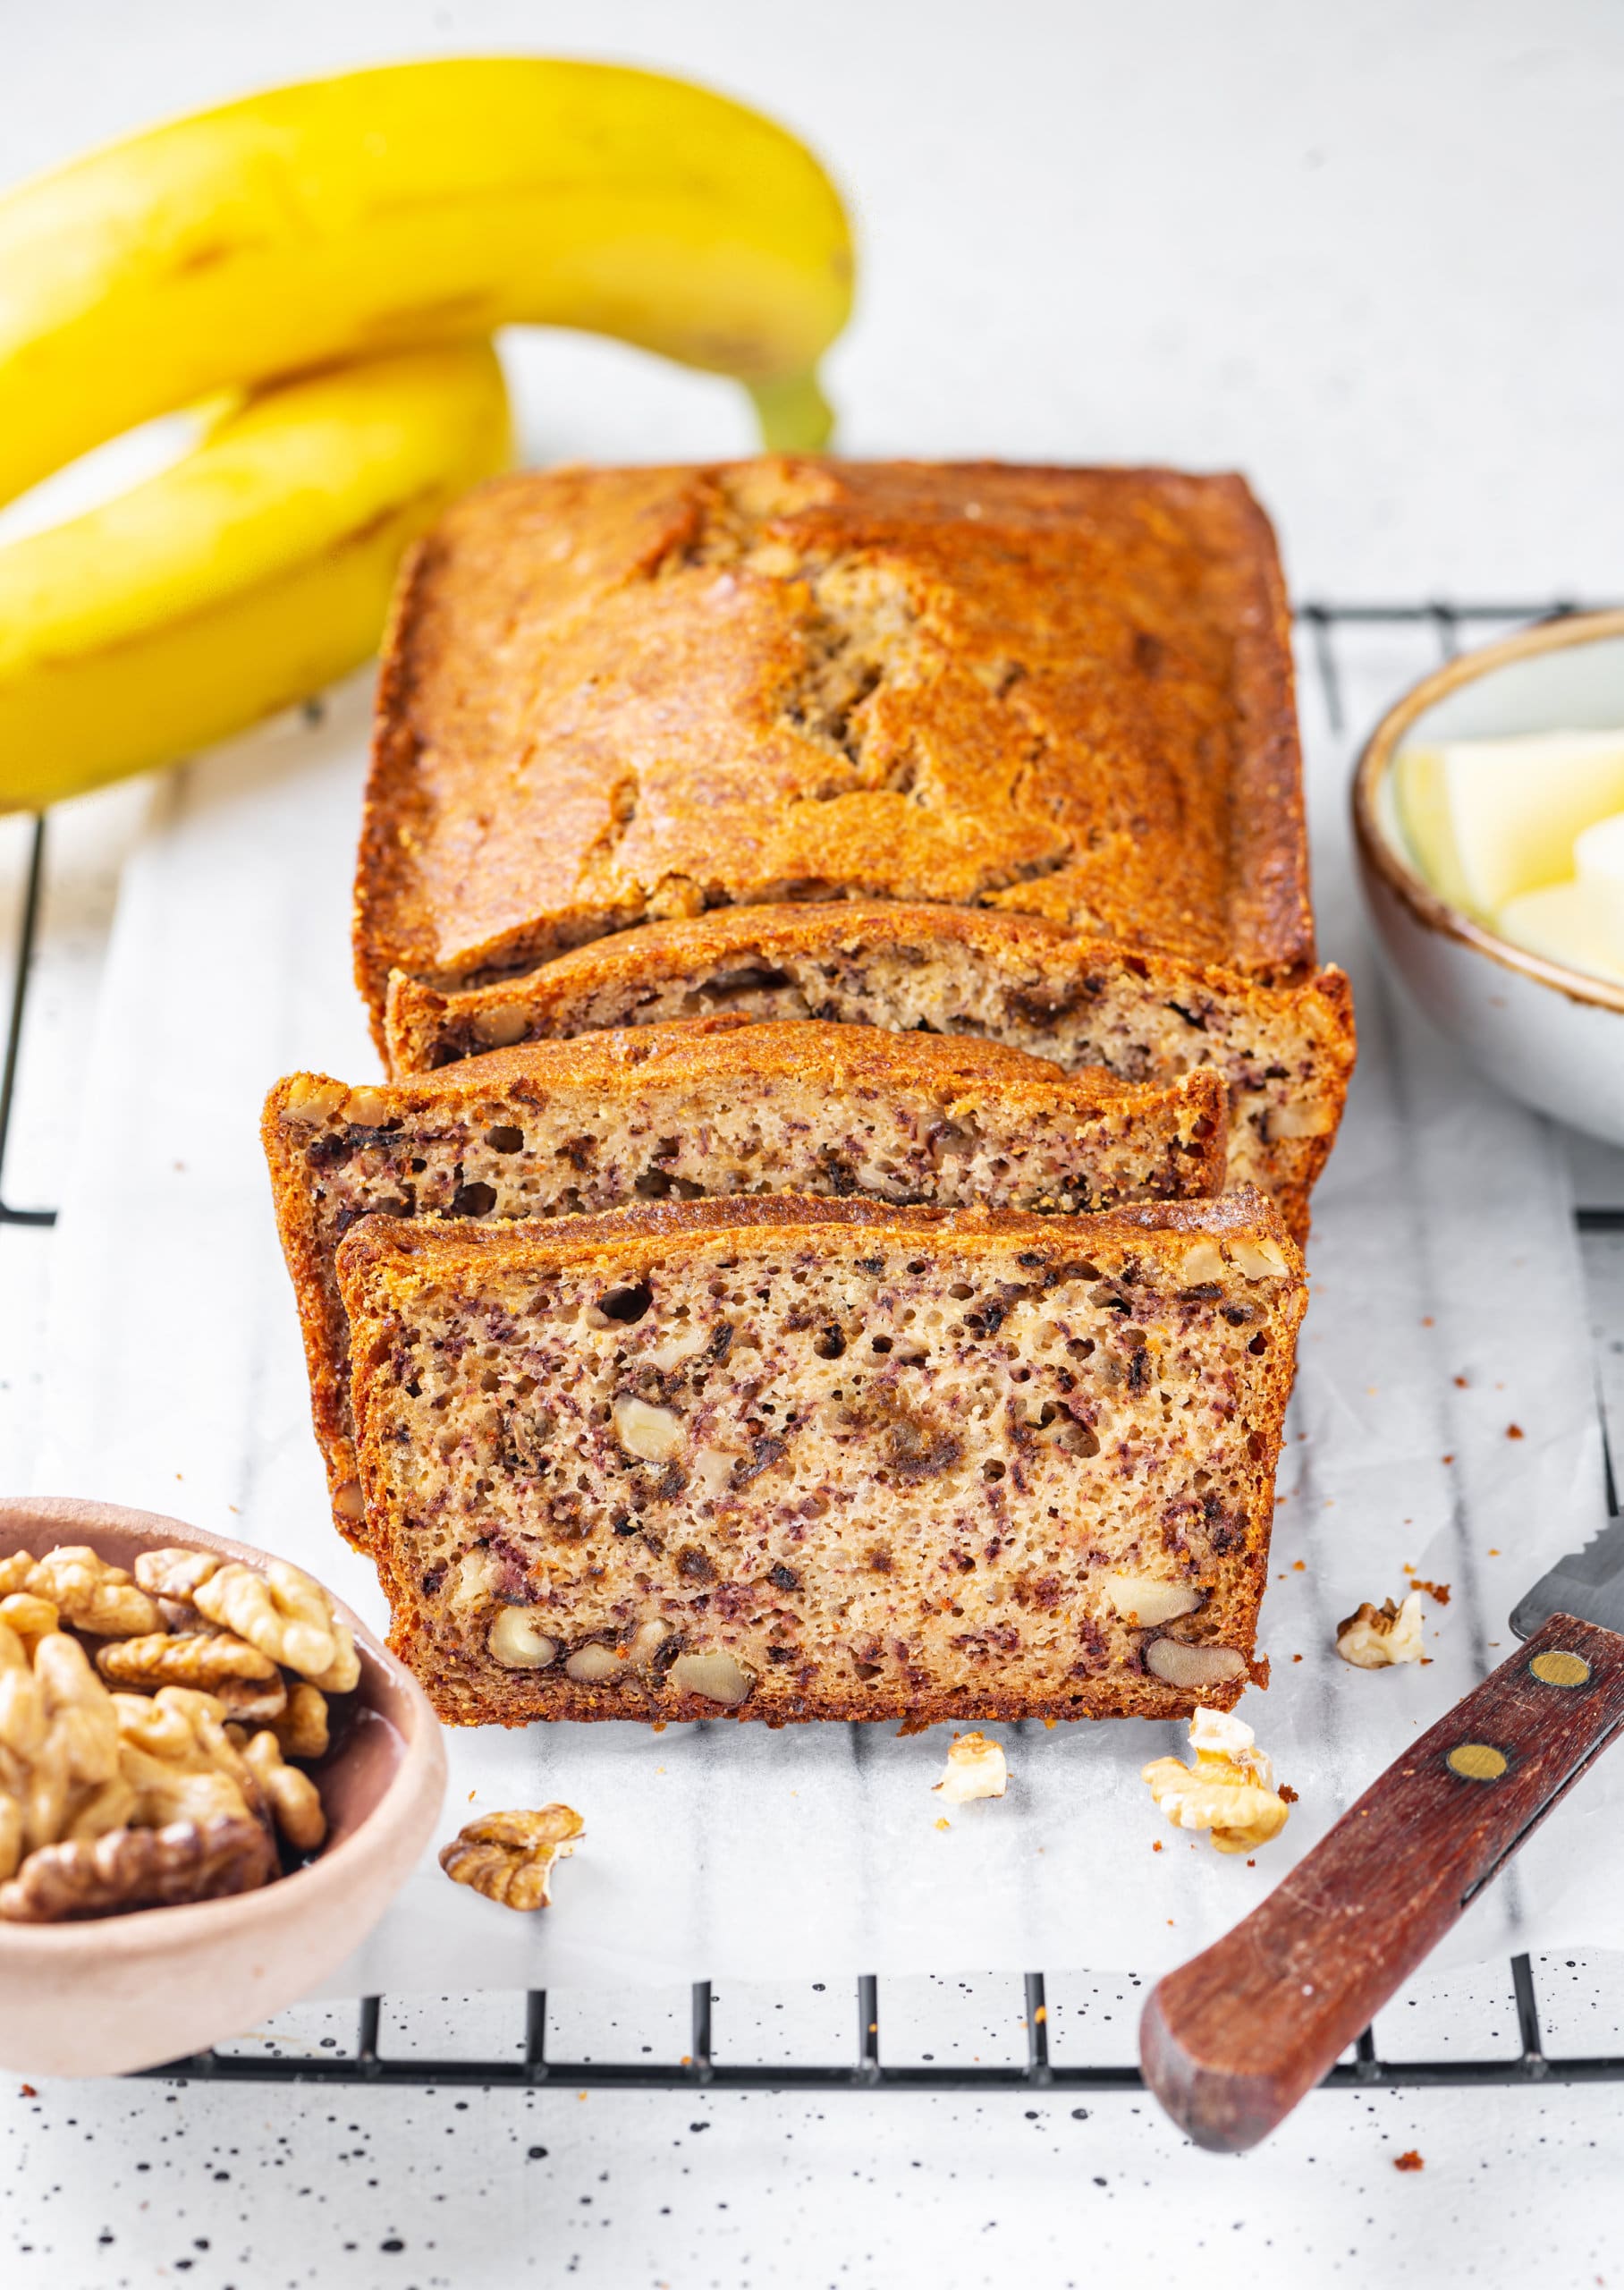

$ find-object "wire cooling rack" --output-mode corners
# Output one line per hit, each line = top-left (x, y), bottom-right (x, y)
(3, 598), (1622, 2094)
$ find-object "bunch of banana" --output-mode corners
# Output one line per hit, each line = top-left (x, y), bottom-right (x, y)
(0, 58), (853, 811)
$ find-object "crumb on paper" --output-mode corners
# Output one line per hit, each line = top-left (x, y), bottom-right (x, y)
(1394, 2150), (1425, 2172)
(935, 1816), (952, 1831)
(1140, 1708), (1290, 1856)
(1336, 1591), (1424, 1669)
(1507, 1423), (1525, 1440)
(933, 1732), (1008, 1803)
(1279, 1783), (1299, 1804)
(1403, 1572), (1451, 1605)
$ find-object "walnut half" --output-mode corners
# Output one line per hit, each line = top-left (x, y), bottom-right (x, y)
(0, 1813), (275, 1921)
(440, 1805), (584, 1911)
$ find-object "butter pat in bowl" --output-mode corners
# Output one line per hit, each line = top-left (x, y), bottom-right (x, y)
(1354, 609), (1624, 1146)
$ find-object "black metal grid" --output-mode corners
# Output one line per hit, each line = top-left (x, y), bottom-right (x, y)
(4, 598), (1622, 2094)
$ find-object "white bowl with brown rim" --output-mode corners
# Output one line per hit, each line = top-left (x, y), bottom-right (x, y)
(1353, 607), (1624, 1145)
(0, 1495), (446, 2078)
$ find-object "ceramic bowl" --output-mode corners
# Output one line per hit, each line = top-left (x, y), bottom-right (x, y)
(1353, 607), (1624, 1145)
(0, 1495), (446, 2078)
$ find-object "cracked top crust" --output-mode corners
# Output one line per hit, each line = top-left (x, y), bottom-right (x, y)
(354, 458), (1311, 1033)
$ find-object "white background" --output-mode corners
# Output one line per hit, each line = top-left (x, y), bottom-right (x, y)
(3, 3), (1624, 2286)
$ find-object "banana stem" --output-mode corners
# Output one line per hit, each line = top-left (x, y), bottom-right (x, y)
(747, 369), (836, 454)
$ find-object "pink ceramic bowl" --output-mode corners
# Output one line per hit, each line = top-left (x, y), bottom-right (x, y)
(0, 1495), (446, 2078)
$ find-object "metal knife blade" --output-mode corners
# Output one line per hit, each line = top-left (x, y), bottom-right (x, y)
(1511, 1510), (1624, 1642)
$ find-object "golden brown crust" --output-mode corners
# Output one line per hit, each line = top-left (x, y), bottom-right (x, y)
(339, 1190), (1304, 1726)
(264, 1020), (1228, 1541)
(355, 458), (1313, 1036)
(383, 900), (1355, 1238)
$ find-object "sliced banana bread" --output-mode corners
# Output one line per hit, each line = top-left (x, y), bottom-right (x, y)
(336, 1192), (1305, 1727)
(266, 1018), (1226, 1536)
(385, 902), (1352, 1236)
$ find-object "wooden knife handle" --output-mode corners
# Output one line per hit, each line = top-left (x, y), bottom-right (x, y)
(1139, 1611), (1624, 2152)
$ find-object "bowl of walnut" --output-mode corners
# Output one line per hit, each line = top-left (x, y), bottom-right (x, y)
(0, 1494), (446, 2077)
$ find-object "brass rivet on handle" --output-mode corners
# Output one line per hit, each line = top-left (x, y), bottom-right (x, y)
(1447, 1743), (1509, 1783)
(1529, 1650), (1591, 1689)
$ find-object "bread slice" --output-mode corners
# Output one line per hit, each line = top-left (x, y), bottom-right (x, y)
(336, 1192), (1305, 1727)
(355, 458), (1312, 1034)
(266, 1018), (1227, 1536)
(385, 903), (1353, 1237)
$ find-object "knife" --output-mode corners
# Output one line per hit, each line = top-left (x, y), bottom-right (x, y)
(1138, 1514), (1624, 2151)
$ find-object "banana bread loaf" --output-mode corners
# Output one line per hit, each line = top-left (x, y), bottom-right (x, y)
(266, 1018), (1226, 1535)
(354, 457), (1313, 1036)
(385, 903), (1352, 1237)
(335, 1192), (1306, 1726)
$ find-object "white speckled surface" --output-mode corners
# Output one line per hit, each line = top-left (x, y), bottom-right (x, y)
(5, 1), (1624, 2280)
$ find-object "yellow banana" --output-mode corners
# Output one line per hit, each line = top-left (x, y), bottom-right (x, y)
(0, 56), (853, 506)
(0, 344), (512, 812)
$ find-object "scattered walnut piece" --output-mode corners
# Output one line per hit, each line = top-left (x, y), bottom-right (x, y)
(195, 1561), (359, 1692)
(933, 1732), (1009, 1802)
(1335, 1591), (1424, 1669)
(1393, 2150), (1425, 2172)
(1142, 1708), (1290, 1855)
(440, 1805), (584, 1911)
(0, 1813), (275, 1922)
(21, 1548), (159, 1639)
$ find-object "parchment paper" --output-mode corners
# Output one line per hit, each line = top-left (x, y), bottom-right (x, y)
(29, 641), (1620, 1994)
